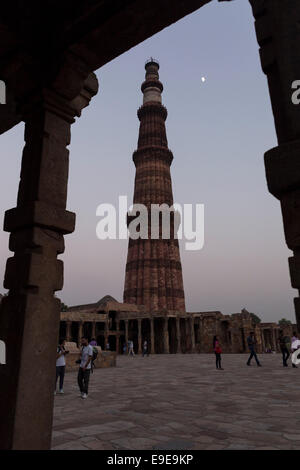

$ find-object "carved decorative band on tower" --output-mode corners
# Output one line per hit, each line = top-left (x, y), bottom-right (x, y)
(123, 59), (185, 312)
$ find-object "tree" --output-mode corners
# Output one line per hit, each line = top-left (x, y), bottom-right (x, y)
(250, 313), (261, 324)
(54, 295), (68, 311)
(61, 302), (68, 312)
(278, 318), (292, 327)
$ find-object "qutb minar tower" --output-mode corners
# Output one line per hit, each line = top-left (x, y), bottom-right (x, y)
(123, 59), (185, 312)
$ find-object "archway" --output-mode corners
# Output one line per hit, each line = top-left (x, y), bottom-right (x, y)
(1, 0), (299, 451)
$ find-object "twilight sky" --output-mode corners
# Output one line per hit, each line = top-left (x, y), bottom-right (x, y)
(0, 1), (296, 322)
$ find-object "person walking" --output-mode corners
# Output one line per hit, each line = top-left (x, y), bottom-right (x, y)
(213, 335), (224, 370)
(77, 336), (93, 399)
(128, 340), (135, 356)
(278, 330), (290, 367)
(246, 331), (262, 367)
(55, 338), (68, 395)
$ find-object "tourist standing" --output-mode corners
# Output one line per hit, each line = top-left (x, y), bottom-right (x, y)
(278, 330), (290, 367)
(77, 336), (93, 399)
(142, 340), (149, 357)
(213, 335), (223, 370)
(55, 338), (68, 395)
(246, 332), (262, 367)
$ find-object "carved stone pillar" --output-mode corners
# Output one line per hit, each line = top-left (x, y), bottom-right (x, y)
(78, 321), (83, 345)
(274, 329), (279, 352)
(116, 320), (120, 354)
(92, 321), (96, 340)
(190, 317), (196, 353)
(176, 317), (181, 353)
(271, 328), (277, 351)
(65, 321), (71, 342)
(163, 317), (169, 354)
(104, 321), (109, 348)
(125, 319), (129, 353)
(181, 318), (187, 353)
(138, 318), (142, 354)
(250, 0), (300, 330)
(229, 328), (235, 353)
(0, 72), (98, 449)
(199, 317), (204, 353)
(150, 317), (155, 354)
(261, 329), (266, 352)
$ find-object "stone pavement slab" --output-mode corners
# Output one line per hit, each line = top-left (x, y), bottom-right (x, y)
(52, 354), (300, 450)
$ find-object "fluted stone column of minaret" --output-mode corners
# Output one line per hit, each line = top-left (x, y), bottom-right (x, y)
(124, 59), (185, 312)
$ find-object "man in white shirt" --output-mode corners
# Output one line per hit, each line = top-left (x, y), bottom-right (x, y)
(128, 340), (135, 356)
(77, 336), (93, 399)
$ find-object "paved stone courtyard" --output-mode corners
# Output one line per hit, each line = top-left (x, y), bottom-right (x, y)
(52, 354), (300, 450)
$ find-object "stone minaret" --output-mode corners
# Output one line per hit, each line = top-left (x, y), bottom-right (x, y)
(123, 59), (185, 312)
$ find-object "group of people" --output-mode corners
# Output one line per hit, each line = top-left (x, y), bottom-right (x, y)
(278, 330), (300, 368)
(55, 336), (151, 399)
(123, 339), (149, 356)
(54, 330), (300, 399)
(213, 330), (300, 370)
(55, 336), (96, 399)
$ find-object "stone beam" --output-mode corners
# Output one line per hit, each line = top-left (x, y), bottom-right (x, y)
(69, 0), (213, 72)
(0, 1), (212, 106)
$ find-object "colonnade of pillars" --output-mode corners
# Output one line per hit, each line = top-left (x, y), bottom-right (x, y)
(61, 317), (292, 355)
(62, 319), (120, 351)
(124, 317), (196, 354)
(62, 316), (197, 355)
(260, 328), (280, 352)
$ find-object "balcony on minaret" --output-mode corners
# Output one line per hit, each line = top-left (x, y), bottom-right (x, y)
(141, 59), (163, 104)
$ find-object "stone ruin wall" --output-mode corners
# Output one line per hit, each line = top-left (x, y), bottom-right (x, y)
(60, 305), (298, 355)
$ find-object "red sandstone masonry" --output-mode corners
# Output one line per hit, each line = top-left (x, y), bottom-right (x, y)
(124, 61), (185, 312)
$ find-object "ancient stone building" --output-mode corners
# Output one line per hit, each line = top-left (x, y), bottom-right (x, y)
(60, 301), (298, 355)
(59, 61), (298, 356)
(124, 59), (185, 312)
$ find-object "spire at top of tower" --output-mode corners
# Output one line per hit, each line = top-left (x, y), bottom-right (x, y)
(145, 57), (159, 69)
(141, 58), (163, 104)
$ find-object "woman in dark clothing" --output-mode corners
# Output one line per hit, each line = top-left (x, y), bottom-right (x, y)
(213, 335), (224, 370)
